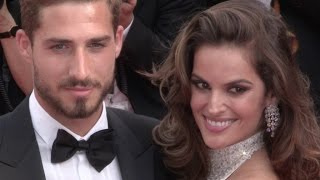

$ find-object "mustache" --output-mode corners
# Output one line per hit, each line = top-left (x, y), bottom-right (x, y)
(59, 77), (101, 88)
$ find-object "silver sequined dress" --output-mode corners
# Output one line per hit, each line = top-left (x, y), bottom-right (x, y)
(207, 132), (264, 180)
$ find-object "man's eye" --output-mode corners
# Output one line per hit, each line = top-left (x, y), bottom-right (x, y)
(88, 43), (106, 48)
(51, 44), (68, 50)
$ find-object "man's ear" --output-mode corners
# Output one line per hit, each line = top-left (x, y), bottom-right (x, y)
(15, 29), (33, 64)
(114, 25), (124, 58)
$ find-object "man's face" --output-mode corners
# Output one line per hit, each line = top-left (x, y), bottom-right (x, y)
(28, 1), (122, 120)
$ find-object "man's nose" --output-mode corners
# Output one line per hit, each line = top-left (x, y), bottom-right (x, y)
(69, 49), (90, 80)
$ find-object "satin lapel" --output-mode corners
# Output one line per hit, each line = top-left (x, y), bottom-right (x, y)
(107, 108), (155, 180)
(0, 98), (46, 180)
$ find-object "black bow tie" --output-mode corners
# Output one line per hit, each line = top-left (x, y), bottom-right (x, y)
(51, 129), (115, 172)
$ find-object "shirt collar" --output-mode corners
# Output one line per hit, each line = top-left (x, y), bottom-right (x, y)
(29, 91), (109, 148)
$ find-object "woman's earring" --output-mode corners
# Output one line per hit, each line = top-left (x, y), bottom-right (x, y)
(265, 104), (280, 137)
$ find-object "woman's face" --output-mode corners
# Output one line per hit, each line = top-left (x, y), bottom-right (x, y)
(190, 45), (275, 149)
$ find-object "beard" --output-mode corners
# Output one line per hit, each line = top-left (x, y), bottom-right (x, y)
(34, 65), (113, 119)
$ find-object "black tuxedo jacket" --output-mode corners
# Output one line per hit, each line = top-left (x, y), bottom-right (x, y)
(116, 0), (198, 119)
(280, 0), (320, 115)
(0, 98), (170, 180)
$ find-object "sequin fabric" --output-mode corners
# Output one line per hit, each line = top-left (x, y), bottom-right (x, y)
(207, 132), (264, 180)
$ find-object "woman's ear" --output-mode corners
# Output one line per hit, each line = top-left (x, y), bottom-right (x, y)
(16, 29), (33, 64)
(265, 91), (279, 106)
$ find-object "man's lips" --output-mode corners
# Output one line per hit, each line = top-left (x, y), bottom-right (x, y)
(65, 87), (93, 97)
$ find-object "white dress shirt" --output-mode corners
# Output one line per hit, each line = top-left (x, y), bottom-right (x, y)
(29, 91), (122, 180)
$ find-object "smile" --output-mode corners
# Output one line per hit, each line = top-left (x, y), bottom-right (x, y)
(206, 119), (234, 127)
(204, 116), (236, 133)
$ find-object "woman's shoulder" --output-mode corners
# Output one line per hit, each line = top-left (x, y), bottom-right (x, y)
(230, 163), (279, 180)
(230, 171), (278, 180)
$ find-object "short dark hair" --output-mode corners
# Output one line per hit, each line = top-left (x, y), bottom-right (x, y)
(20, 0), (121, 40)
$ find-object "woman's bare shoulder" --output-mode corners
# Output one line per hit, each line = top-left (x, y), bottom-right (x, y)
(229, 167), (279, 180)
(232, 171), (279, 180)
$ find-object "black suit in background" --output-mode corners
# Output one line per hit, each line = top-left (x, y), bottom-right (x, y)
(0, 98), (171, 180)
(116, 0), (199, 119)
(279, 0), (320, 115)
(0, 0), (24, 115)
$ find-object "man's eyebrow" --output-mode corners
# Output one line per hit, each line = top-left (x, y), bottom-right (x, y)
(87, 35), (112, 43)
(43, 38), (72, 44)
(43, 35), (112, 44)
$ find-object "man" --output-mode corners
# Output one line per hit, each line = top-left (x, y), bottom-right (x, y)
(108, 0), (198, 119)
(0, 0), (167, 179)
(0, 0), (198, 119)
(0, 0), (29, 115)
(279, 0), (320, 115)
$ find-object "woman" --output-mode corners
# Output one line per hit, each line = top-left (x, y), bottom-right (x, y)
(150, 0), (320, 179)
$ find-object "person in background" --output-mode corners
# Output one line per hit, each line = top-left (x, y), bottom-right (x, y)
(0, 0), (168, 179)
(150, 0), (320, 179)
(279, 0), (320, 116)
(0, 0), (31, 115)
(107, 0), (198, 119)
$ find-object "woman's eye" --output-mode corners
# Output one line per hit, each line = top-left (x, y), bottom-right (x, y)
(197, 82), (209, 89)
(191, 79), (210, 90)
(229, 86), (247, 94)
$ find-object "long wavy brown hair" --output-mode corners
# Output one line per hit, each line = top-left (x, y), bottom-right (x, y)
(150, 0), (320, 179)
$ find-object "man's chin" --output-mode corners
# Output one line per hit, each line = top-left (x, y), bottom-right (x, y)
(61, 107), (95, 119)
(60, 99), (103, 119)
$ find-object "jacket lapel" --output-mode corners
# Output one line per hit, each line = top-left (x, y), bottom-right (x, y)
(107, 108), (155, 180)
(0, 98), (46, 180)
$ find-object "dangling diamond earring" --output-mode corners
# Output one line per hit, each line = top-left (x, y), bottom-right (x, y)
(265, 104), (280, 137)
